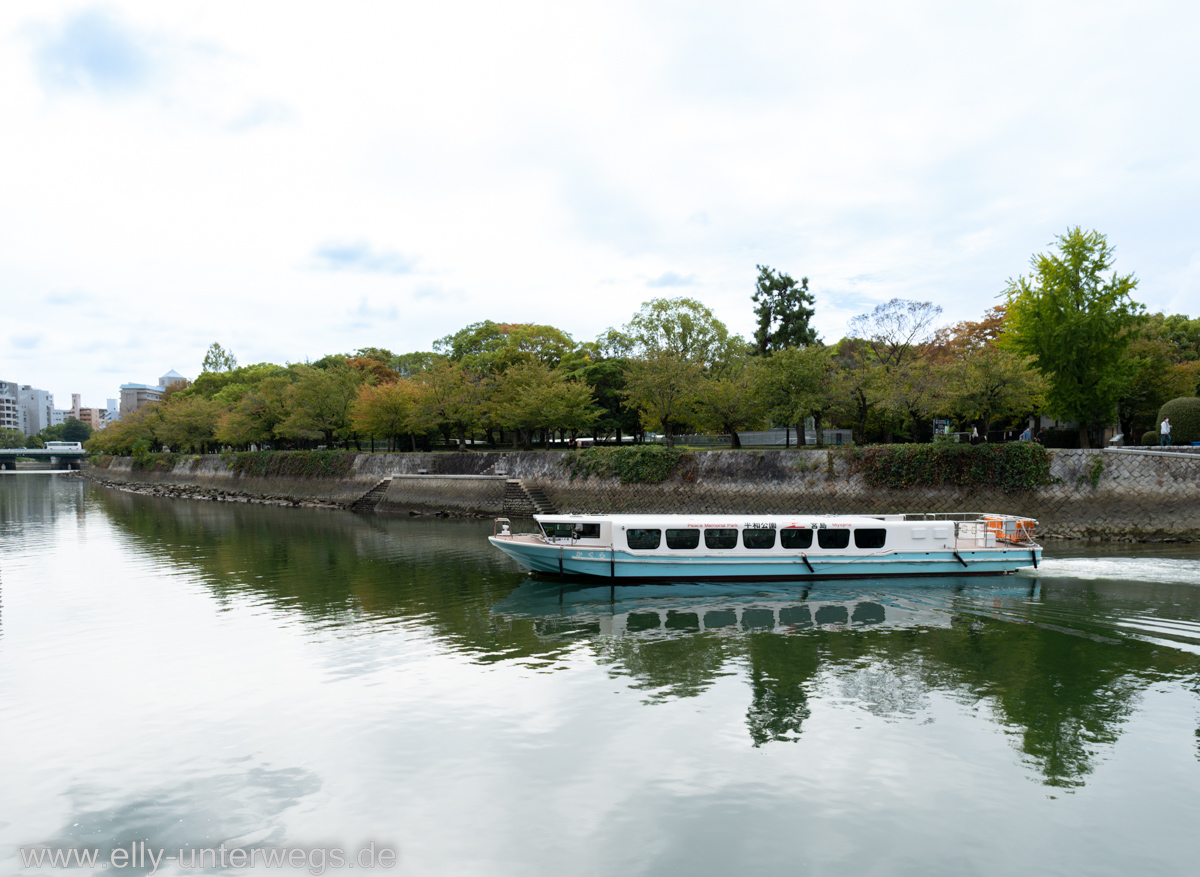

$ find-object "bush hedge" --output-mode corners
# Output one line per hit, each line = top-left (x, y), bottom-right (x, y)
(1157, 397), (1200, 445)
(846, 442), (1052, 492)
(1141, 431), (1160, 446)
(564, 445), (685, 483)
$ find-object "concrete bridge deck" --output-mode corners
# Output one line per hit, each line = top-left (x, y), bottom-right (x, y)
(0, 447), (87, 470)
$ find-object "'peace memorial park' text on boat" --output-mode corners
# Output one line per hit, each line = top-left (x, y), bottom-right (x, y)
(489, 513), (1042, 580)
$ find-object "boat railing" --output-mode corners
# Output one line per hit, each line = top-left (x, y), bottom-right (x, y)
(953, 518), (1039, 548)
(903, 512), (991, 522)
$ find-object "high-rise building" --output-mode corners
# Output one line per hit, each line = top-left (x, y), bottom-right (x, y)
(0, 380), (23, 433)
(17, 386), (55, 435)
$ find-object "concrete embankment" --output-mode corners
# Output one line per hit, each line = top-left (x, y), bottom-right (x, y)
(86, 448), (1200, 540)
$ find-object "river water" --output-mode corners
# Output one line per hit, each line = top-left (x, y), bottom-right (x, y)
(2, 474), (1199, 876)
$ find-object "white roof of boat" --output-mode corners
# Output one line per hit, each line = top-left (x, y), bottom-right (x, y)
(533, 513), (908, 524)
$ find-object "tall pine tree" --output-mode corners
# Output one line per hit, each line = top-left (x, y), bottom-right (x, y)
(752, 265), (817, 355)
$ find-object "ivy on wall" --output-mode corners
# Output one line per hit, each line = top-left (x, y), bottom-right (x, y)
(845, 443), (1052, 492)
(564, 446), (685, 484)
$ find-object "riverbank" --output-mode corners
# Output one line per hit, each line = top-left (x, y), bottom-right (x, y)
(84, 447), (1200, 541)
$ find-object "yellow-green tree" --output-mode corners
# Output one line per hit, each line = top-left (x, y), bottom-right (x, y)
(947, 347), (1047, 436)
(1003, 228), (1143, 448)
(156, 396), (220, 453)
(415, 361), (486, 450)
(693, 356), (768, 448)
(276, 365), (368, 447)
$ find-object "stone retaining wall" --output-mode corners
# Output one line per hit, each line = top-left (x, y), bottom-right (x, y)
(86, 448), (1200, 540)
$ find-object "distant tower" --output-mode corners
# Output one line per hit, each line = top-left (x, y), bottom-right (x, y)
(71, 393), (81, 420)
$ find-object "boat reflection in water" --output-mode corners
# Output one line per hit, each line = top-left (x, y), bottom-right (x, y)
(492, 577), (1038, 640)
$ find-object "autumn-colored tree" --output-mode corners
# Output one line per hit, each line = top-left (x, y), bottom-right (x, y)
(351, 380), (426, 451)
(345, 357), (401, 384)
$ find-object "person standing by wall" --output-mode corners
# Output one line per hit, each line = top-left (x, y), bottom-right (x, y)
(1160, 417), (1171, 446)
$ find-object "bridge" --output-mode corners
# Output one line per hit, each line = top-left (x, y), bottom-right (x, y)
(0, 447), (88, 470)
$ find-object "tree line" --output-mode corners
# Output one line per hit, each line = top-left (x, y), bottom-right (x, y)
(86, 230), (1200, 457)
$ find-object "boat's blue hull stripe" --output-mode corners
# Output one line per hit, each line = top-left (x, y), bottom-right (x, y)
(488, 538), (1041, 579)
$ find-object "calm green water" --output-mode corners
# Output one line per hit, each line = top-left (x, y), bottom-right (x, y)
(2, 475), (1200, 876)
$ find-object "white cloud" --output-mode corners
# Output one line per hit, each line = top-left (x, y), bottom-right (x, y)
(1, 0), (1198, 405)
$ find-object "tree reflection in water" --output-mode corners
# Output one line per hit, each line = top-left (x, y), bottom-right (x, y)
(93, 486), (1200, 789)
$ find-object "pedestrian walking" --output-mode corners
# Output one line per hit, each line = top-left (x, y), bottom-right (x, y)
(1160, 418), (1171, 446)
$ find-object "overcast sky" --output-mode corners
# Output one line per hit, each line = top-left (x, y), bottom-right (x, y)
(3, 1), (1198, 407)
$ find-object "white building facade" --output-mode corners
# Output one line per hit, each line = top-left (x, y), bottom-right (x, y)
(17, 386), (55, 435)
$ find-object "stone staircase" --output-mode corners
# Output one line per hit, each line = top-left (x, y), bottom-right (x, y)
(503, 479), (558, 517)
(349, 477), (393, 513)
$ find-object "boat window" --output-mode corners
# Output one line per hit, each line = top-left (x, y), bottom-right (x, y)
(780, 528), (813, 549)
(854, 528), (887, 549)
(666, 529), (700, 550)
(626, 528), (661, 550)
(704, 528), (738, 549)
(742, 528), (776, 549)
(542, 522), (601, 539)
(817, 529), (850, 549)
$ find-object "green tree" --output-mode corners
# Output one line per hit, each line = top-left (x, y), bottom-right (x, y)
(1115, 337), (1175, 440)
(415, 361), (486, 450)
(201, 342), (238, 373)
(0, 428), (27, 449)
(693, 356), (768, 448)
(612, 297), (741, 369)
(757, 345), (839, 446)
(393, 351), (446, 377)
(276, 365), (368, 447)
(623, 353), (703, 448)
(752, 265), (817, 355)
(1003, 228), (1144, 448)
(877, 357), (951, 442)
(60, 418), (93, 444)
(435, 321), (576, 371)
(215, 376), (291, 448)
(560, 353), (640, 443)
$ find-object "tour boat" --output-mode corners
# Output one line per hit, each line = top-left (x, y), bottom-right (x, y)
(489, 513), (1042, 580)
